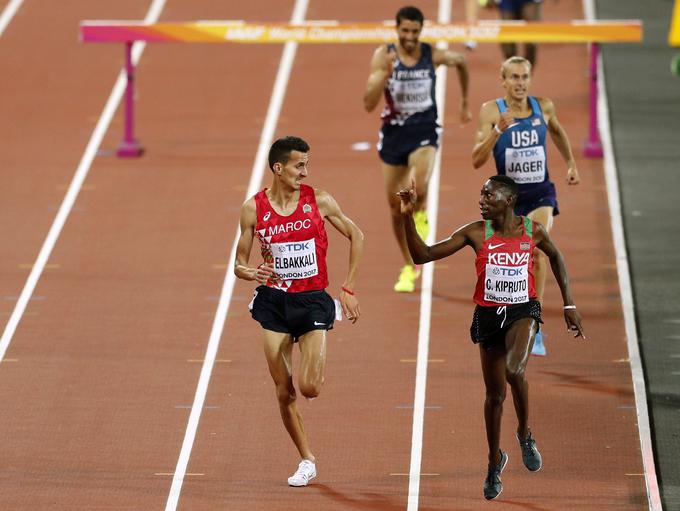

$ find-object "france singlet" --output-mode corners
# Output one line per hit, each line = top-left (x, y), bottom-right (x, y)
(381, 42), (437, 127)
(473, 217), (537, 306)
(492, 96), (553, 192)
(254, 184), (329, 293)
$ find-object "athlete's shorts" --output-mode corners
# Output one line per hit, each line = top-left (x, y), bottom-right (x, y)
(378, 122), (442, 166)
(250, 285), (335, 342)
(515, 180), (559, 217)
(470, 300), (543, 351)
(496, 0), (542, 14)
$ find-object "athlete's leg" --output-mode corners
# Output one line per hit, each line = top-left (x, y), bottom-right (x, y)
(479, 342), (507, 466)
(499, 8), (518, 59)
(465, 0), (478, 24)
(504, 317), (539, 438)
(520, 0), (542, 66)
(527, 206), (554, 303)
(407, 145), (437, 212)
(382, 162), (415, 265)
(263, 329), (315, 461)
(297, 329), (328, 399)
(464, 0), (479, 50)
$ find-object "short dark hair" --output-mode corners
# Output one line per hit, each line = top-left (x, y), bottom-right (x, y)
(268, 136), (310, 171)
(488, 175), (519, 203)
(396, 6), (424, 26)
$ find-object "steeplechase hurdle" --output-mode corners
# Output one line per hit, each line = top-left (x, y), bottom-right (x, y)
(79, 20), (642, 158)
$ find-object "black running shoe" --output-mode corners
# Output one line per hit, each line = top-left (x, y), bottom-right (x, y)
(517, 431), (542, 472)
(483, 450), (508, 500)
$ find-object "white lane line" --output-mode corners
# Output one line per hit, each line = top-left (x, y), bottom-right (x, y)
(585, 1), (662, 509)
(0, 0), (23, 37)
(162, 1), (308, 509)
(0, 0), (167, 363)
(406, 2), (450, 510)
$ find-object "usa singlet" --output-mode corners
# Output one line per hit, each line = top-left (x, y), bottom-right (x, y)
(254, 184), (329, 293)
(492, 96), (552, 189)
(473, 217), (537, 306)
(381, 42), (437, 127)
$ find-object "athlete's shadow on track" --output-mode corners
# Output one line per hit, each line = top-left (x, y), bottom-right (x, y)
(539, 371), (634, 398)
(314, 484), (440, 511)
(496, 501), (553, 511)
(315, 484), (554, 511)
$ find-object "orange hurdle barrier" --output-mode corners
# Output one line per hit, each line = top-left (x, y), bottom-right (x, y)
(79, 20), (642, 157)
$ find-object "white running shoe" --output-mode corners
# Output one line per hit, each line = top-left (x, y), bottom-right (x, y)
(287, 459), (316, 487)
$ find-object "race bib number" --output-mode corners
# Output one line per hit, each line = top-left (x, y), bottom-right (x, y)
(389, 77), (433, 115)
(270, 238), (318, 280)
(505, 146), (546, 184)
(484, 263), (529, 304)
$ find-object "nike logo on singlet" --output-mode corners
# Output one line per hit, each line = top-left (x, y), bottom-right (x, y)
(488, 242), (506, 250)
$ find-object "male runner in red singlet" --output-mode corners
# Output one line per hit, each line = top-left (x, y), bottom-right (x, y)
(235, 136), (363, 487)
(397, 175), (585, 500)
(472, 56), (580, 356)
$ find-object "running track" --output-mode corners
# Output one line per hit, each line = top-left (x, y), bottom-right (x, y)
(0, 0), (650, 509)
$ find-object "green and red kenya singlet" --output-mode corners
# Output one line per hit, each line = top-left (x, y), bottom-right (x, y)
(473, 217), (537, 306)
(254, 184), (329, 293)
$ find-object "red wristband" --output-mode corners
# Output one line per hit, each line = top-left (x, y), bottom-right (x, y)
(341, 286), (354, 296)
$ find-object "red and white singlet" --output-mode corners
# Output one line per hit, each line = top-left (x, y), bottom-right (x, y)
(473, 217), (537, 306)
(254, 184), (329, 293)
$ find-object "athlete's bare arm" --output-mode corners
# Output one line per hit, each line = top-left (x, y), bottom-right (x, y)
(316, 190), (363, 323)
(432, 48), (471, 123)
(533, 222), (585, 338)
(397, 179), (478, 263)
(363, 45), (396, 112)
(539, 97), (581, 185)
(472, 100), (507, 169)
(234, 198), (275, 284)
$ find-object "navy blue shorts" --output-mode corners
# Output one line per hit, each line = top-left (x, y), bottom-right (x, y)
(250, 285), (335, 342)
(497, 0), (542, 14)
(514, 181), (559, 217)
(378, 122), (441, 166)
(470, 300), (543, 351)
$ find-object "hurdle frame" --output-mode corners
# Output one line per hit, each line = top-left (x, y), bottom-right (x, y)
(79, 20), (642, 158)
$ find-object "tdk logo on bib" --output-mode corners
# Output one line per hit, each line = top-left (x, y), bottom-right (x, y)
(277, 241), (311, 252)
(512, 148), (541, 159)
(492, 266), (524, 277)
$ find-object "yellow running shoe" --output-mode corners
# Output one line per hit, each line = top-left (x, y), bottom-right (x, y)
(414, 210), (430, 241)
(394, 264), (420, 293)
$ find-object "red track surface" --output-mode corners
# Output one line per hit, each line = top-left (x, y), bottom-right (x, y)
(0, 0), (648, 509)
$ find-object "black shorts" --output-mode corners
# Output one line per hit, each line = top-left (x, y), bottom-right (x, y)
(378, 122), (441, 166)
(249, 285), (336, 342)
(470, 300), (543, 351)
